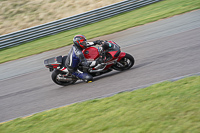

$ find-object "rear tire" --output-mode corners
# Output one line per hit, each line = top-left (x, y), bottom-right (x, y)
(112, 53), (134, 71)
(51, 70), (77, 86)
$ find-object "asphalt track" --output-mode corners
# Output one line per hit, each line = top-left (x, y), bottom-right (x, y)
(0, 10), (200, 123)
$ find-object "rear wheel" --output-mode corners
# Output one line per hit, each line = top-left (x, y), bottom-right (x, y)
(51, 70), (77, 86)
(112, 53), (134, 71)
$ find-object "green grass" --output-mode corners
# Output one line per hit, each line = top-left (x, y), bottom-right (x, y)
(0, 0), (123, 34)
(0, 76), (200, 133)
(1, 0), (200, 64)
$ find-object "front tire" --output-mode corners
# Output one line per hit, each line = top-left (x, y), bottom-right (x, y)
(51, 70), (77, 86)
(112, 53), (135, 71)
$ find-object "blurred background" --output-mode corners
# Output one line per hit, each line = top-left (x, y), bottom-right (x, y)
(0, 0), (123, 35)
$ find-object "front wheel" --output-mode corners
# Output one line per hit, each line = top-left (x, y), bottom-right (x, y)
(51, 70), (77, 86)
(112, 53), (135, 71)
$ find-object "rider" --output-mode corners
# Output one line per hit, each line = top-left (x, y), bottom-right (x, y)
(64, 35), (103, 83)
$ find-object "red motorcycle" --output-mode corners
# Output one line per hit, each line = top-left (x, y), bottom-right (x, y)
(44, 41), (134, 86)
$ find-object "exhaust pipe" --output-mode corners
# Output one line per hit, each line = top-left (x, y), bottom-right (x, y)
(57, 76), (76, 81)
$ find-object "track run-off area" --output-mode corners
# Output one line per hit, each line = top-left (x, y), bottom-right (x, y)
(0, 10), (200, 123)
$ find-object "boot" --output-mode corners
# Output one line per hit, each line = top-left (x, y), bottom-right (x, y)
(72, 71), (93, 83)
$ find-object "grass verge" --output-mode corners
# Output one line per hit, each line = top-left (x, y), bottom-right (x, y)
(0, 0), (123, 35)
(0, 75), (200, 132)
(1, 0), (200, 64)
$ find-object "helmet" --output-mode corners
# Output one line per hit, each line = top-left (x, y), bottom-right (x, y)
(73, 35), (87, 49)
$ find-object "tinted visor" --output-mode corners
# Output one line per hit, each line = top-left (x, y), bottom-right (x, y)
(81, 41), (87, 47)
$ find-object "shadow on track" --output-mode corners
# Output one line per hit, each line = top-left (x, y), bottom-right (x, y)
(94, 61), (154, 81)
(57, 61), (154, 88)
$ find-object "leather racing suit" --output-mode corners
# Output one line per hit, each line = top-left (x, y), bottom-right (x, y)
(64, 42), (95, 82)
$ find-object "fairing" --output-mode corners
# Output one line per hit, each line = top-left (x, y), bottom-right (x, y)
(117, 52), (126, 62)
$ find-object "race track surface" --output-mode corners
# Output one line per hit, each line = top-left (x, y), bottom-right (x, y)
(0, 10), (200, 122)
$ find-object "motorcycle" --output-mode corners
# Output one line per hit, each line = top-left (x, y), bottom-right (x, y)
(44, 41), (135, 86)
